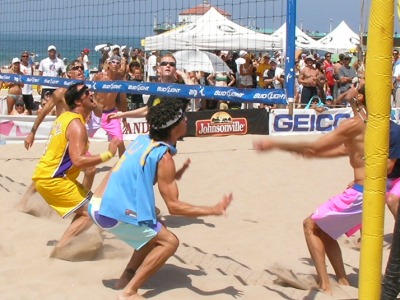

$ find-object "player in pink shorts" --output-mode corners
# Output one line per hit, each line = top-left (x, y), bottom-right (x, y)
(254, 85), (366, 294)
(311, 184), (363, 240)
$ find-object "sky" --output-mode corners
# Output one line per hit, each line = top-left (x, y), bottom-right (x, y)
(0, 0), (397, 38)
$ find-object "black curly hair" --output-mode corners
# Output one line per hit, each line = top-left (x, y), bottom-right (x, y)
(65, 81), (88, 109)
(147, 97), (184, 141)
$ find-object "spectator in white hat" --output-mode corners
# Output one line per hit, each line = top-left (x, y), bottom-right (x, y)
(37, 45), (66, 100)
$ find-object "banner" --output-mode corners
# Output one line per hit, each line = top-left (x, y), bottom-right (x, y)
(0, 115), (148, 143)
(0, 110), (269, 143)
(269, 107), (353, 136)
(186, 109), (269, 137)
(0, 73), (287, 105)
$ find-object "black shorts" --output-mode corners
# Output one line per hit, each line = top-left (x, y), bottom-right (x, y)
(301, 86), (318, 105)
(23, 94), (36, 110)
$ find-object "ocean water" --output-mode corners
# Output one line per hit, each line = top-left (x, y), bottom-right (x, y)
(0, 33), (141, 68)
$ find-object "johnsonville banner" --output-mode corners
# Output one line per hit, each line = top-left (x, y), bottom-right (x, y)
(185, 109), (269, 137)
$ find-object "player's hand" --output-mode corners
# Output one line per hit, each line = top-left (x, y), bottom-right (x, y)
(107, 111), (123, 121)
(24, 132), (35, 150)
(253, 138), (275, 152)
(108, 137), (121, 156)
(175, 158), (191, 180)
(213, 193), (233, 215)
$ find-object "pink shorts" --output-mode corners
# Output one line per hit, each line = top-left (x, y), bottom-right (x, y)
(101, 108), (123, 141)
(388, 178), (400, 197)
(311, 184), (363, 240)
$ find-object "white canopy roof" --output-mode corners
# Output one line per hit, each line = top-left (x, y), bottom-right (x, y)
(143, 7), (282, 51)
(313, 21), (360, 53)
(271, 23), (320, 50)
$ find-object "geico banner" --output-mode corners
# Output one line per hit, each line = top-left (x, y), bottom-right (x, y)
(269, 107), (353, 136)
(0, 115), (148, 143)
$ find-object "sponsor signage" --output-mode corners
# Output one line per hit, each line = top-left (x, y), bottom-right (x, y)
(195, 111), (247, 136)
(0, 74), (287, 105)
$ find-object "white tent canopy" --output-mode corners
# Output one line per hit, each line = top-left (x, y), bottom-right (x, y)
(143, 7), (282, 51)
(271, 23), (320, 51)
(313, 21), (360, 54)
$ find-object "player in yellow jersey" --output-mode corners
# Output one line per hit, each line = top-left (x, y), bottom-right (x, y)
(32, 82), (120, 261)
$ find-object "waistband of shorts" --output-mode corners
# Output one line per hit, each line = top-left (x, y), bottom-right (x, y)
(351, 183), (364, 193)
(103, 107), (117, 114)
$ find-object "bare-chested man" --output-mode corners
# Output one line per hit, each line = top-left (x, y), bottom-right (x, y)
(254, 86), (366, 294)
(106, 53), (193, 121)
(92, 55), (127, 157)
(298, 54), (320, 107)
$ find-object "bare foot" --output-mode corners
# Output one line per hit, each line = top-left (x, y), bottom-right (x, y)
(117, 292), (145, 299)
(318, 284), (332, 296)
(115, 269), (136, 289)
(337, 277), (350, 286)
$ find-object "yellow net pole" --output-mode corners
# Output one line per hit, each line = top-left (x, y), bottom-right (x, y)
(359, 0), (393, 299)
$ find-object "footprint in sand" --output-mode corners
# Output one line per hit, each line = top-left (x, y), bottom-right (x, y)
(270, 265), (319, 290)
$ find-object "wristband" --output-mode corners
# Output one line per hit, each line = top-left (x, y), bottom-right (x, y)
(100, 151), (113, 162)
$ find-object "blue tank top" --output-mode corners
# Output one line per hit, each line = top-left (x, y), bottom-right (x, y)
(99, 134), (177, 225)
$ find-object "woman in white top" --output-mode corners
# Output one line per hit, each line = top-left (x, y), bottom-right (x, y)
(239, 55), (255, 108)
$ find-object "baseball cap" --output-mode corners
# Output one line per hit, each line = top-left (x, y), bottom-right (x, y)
(269, 58), (277, 64)
(326, 95), (333, 101)
(15, 99), (24, 106)
(305, 54), (315, 61)
(11, 57), (21, 64)
(239, 50), (247, 57)
(109, 55), (122, 62)
(83, 48), (90, 53)
(48, 45), (56, 51)
(343, 53), (352, 60)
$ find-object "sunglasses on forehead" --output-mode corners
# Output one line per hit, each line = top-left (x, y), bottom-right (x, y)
(75, 85), (90, 99)
(160, 61), (176, 67)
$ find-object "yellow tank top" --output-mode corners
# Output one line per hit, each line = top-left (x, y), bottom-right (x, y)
(32, 111), (87, 180)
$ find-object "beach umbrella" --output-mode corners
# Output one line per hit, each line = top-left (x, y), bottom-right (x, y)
(173, 50), (232, 73)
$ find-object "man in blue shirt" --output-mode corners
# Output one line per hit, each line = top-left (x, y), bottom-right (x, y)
(88, 98), (232, 299)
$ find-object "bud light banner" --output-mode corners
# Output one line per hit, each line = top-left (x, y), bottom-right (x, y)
(0, 74), (287, 105)
(269, 108), (353, 136)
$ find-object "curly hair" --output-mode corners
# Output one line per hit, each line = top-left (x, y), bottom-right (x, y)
(146, 97), (184, 141)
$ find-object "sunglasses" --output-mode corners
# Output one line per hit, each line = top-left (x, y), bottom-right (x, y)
(110, 60), (121, 65)
(71, 65), (84, 71)
(16, 104), (24, 107)
(160, 61), (176, 67)
(21, 55), (29, 58)
(75, 85), (90, 100)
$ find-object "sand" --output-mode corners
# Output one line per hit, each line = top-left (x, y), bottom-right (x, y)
(0, 134), (395, 299)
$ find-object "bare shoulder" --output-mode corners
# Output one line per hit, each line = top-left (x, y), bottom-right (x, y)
(93, 72), (109, 81)
(335, 117), (365, 137)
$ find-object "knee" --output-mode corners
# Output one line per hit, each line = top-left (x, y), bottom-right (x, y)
(164, 232), (179, 255)
(303, 217), (316, 234)
(386, 194), (399, 208)
(83, 166), (96, 178)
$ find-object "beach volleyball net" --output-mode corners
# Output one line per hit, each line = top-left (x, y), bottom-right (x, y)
(0, 0), (287, 106)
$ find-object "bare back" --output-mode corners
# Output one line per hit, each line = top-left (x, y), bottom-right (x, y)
(339, 117), (366, 184)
